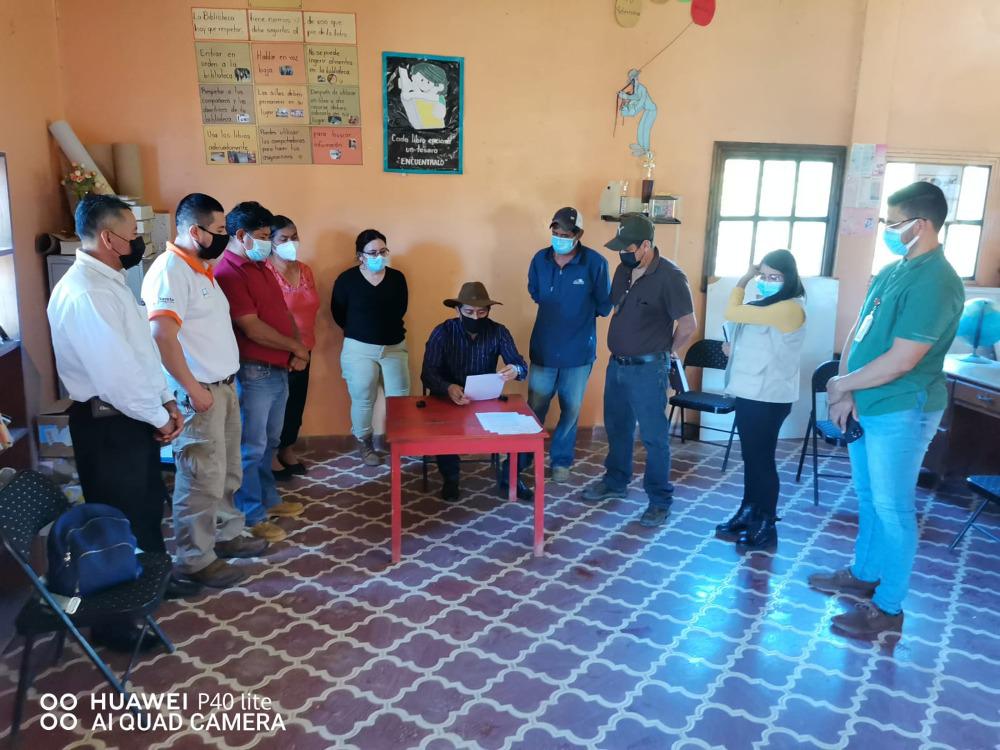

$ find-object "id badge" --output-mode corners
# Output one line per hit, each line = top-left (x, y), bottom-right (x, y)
(854, 312), (874, 343)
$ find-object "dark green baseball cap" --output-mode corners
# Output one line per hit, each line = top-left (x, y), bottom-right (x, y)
(604, 212), (655, 251)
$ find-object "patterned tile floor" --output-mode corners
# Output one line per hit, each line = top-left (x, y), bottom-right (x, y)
(1, 434), (998, 749)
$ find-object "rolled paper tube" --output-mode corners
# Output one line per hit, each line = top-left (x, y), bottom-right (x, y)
(48, 121), (114, 195)
(85, 143), (117, 189)
(112, 143), (144, 199)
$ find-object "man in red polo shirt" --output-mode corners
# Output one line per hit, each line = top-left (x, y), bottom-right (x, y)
(215, 201), (309, 541)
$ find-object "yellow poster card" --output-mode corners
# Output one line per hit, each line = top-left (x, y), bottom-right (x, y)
(196, 42), (253, 84)
(249, 10), (303, 41)
(192, 8), (248, 41)
(255, 84), (309, 126)
(303, 12), (356, 44)
(203, 125), (259, 165)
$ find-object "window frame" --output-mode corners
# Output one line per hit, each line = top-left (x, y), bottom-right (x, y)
(878, 150), (1000, 282)
(702, 141), (847, 289)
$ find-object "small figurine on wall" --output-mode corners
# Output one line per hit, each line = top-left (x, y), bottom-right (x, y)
(618, 68), (657, 159)
(397, 62), (448, 130)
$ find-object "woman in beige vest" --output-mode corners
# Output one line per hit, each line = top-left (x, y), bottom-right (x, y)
(717, 249), (806, 549)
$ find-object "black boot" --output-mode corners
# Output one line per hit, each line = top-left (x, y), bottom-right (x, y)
(737, 511), (777, 549)
(716, 501), (754, 537)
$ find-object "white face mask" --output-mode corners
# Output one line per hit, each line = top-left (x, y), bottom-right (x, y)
(273, 240), (299, 261)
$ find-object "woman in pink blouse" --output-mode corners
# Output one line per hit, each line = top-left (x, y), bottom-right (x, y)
(267, 216), (320, 479)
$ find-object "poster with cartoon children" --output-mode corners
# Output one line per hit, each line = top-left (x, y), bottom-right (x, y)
(383, 52), (463, 174)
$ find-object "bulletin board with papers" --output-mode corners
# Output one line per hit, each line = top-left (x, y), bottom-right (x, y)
(192, 7), (362, 165)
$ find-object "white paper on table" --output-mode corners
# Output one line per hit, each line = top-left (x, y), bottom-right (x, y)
(464, 373), (504, 401)
(476, 412), (542, 435)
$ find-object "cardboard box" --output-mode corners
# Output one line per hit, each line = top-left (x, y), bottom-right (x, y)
(37, 399), (74, 458)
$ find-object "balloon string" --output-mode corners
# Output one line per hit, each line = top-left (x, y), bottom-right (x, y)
(637, 20), (694, 72)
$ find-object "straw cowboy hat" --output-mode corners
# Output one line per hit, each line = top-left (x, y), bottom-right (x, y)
(443, 281), (503, 308)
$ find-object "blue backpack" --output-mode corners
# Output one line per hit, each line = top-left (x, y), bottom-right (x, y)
(46, 504), (142, 596)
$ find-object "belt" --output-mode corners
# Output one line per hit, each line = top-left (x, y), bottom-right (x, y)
(203, 374), (237, 386)
(240, 359), (281, 370)
(611, 351), (669, 366)
(69, 398), (123, 419)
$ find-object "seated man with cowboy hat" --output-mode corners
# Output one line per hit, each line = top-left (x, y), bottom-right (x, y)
(421, 281), (530, 502)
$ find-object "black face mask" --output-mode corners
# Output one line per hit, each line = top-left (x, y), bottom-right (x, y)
(196, 226), (229, 260)
(619, 251), (641, 269)
(111, 232), (146, 269)
(461, 314), (487, 335)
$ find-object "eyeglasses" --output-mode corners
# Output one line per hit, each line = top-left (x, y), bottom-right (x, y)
(879, 216), (925, 229)
(758, 272), (784, 283)
(362, 248), (390, 257)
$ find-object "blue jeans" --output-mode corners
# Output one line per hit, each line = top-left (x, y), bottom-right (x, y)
(235, 362), (289, 525)
(848, 400), (942, 615)
(528, 363), (593, 469)
(602, 359), (674, 509)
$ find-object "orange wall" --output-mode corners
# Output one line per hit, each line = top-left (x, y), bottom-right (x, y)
(10, 1), (998, 437)
(0, 0), (66, 431)
(49, 0), (863, 436)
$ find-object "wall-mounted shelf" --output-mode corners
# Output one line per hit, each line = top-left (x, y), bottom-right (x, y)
(601, 215), (681, 225)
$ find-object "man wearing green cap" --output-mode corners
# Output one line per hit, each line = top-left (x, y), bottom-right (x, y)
(582, 213), (696, 527)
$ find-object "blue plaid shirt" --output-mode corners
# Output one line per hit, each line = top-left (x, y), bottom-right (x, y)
(421, 317), (528, 396)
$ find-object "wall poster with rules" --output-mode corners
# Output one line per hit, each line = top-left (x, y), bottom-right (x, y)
(382, 52), (463, 174)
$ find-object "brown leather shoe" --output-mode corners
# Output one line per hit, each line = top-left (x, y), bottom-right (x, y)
(268, 500), (304, 518)
(251, 521), (287, 542)
(831, 601), (903, 637)
(187, 559), (247, 588)
(808, 567), (878, 597)
(215, 536), (269, 559)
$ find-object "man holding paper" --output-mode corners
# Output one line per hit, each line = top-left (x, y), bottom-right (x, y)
(421, 282), (529, 502)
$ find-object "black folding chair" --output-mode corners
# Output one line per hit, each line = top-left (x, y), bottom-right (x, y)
(795, 359), (852, 505)
(420, 388), (500, 490)
(949, 475), (1000, 551)
(668, 339), (737, 472)
(0, 471), (174, 741)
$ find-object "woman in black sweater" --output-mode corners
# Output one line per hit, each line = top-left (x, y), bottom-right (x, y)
(331, 229), (410, 465)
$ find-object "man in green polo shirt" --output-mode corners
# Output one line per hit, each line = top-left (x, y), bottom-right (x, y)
(808, 181), (964, 638)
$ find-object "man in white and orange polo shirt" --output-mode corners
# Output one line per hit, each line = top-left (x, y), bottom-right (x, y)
(142, 193), (272, 589)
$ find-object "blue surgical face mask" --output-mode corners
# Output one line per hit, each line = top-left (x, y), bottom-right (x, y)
(551, 235), (576, 255)
(883, 219), (919, 256)
(245, 237), (271, 262)
(364, 254), (386, 272)
(757, 279), (783, 298)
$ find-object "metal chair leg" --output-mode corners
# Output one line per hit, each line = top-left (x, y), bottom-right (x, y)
(146, 616), (174, 654)
(53, 631), (66, 664)
(721, 421), (736, 472)
(679, 407), (687, 443)
(668, 406), (676, 439)
(948, 498), (991, 552)
(12, 635), (36, 739)
(812, 425), (820, 506)
(796, 413), (813, 482)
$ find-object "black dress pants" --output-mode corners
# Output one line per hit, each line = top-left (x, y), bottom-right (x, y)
(280, 363), (310, 449)
(733, 397), (792, 518)
(68, 402), (167, 554)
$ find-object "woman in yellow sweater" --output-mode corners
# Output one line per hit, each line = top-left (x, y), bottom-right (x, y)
(717, 249), (806, 549)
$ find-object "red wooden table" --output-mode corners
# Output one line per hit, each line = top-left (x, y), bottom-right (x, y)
(386, 394), (548, 563)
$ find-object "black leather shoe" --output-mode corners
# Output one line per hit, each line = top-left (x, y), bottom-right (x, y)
(716, 502), (754, 537)
(90, 625), (162, 654)
(497, 480), (532, 502)
(737, 513), (777, 549)
(165, 575), (203, 600)
(441, 479), (460, 502)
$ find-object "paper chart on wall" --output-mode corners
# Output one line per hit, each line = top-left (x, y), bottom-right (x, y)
(192, 7), (360, 165)
(840, 143), (887, 235)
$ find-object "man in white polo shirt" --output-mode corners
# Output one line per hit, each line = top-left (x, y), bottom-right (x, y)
(142, 193), (273, 588)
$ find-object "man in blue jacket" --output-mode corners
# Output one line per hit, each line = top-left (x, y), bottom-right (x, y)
(527, 207), (612, 482)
